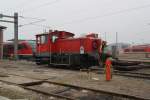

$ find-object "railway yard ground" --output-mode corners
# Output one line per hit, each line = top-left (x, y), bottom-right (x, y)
(0, 60), (150, 100)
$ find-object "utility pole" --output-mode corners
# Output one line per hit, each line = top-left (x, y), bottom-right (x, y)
(0, 26), (7, 60)
(0, 12), (18, 60)
(14, 13), (18, 60)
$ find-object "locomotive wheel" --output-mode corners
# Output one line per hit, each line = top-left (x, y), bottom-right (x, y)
(35, 57), (42, 65)
(36, 62), (42, 65)
(48, 63), (53, 67)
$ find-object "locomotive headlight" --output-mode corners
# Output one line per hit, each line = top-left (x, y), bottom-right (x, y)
(92, 40), (99, 49)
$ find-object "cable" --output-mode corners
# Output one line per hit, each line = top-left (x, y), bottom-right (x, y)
(38, 0), (60, 7)
(19, 0), (61, 13)
(29, 24), (51, 29)
(18, 16), (51, 28)
(15, 0), (38, 8)
(2, 0), (40, 13)
(18, 19), (46, 27)
(63, 4), (150, 25)
(19, 16), (45, 21)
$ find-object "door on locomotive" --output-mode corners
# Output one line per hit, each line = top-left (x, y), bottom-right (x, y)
(35, 33), (50, 65)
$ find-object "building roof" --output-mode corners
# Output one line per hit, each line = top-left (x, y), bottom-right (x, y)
(0, 25), (7, 29)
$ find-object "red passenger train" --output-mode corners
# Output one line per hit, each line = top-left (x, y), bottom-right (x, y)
(124, 45), (150, 52)
(3, 40), (36, 60)
(35, 30), (106, 68)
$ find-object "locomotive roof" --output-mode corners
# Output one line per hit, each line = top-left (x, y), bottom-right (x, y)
(36, 33), (48, 36)
(36, 31), (75, 37)
(51, 31), (74, 36)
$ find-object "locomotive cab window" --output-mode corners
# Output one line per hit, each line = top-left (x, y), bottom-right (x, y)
(41, 35), (48, 44)
(52, 35), (58, 43)
(37, 36), (40, 44)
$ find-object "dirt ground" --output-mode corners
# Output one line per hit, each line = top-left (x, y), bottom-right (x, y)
(0, 60), (150, 100)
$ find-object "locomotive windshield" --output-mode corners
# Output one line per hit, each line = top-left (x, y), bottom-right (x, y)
(52, 35), (58, 43)
(41, 35), (48, 44)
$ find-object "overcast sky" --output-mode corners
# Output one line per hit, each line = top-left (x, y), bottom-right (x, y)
(0, 0), (150, 44)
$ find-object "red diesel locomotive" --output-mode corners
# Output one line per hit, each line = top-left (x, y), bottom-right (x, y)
(35, 30), (105, 68)
(3, 40), (36, 60)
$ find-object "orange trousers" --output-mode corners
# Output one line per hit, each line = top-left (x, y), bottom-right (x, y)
(105, 58), (112, 81)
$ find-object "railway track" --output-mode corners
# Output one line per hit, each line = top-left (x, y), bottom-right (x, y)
(98, 70), (150, 80)
(113, 70), (150, 80)
(111, 69), (150, 80)
(0, 73), (149, 100)
(0, 80), (74, 100)
(88, 67), (150, 80)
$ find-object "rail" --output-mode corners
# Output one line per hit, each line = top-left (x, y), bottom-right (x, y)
(0, 72), (149, 100)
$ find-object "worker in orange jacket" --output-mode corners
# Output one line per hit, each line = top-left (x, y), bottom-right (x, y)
(105, 58), (113, 81)
(98, 41), (113, 81)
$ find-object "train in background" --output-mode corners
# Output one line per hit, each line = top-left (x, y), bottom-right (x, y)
(35, 30), (109, 68)
(3, 40), (36, 60)
(124, 44), (150, 52)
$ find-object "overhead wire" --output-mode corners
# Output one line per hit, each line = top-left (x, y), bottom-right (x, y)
(18, 19), (46, 27)
(19, 16), (45, 21)
(20, 23), (51, 29)
(18, 16), (51, 29)
(37, 0), (61, 7)
(30, 24), (51, 29)
(17, 0), (61, 29)
(2, 0), (61, 15)
(18, 15), (47, 28)
(18, 2), (150, 34)
(62, 4), (150, 25)
(19, 3), (150, 32)
(15, 0), (38, 8)
(3, 0), (39, 13)
(19, 0), (61, 13)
